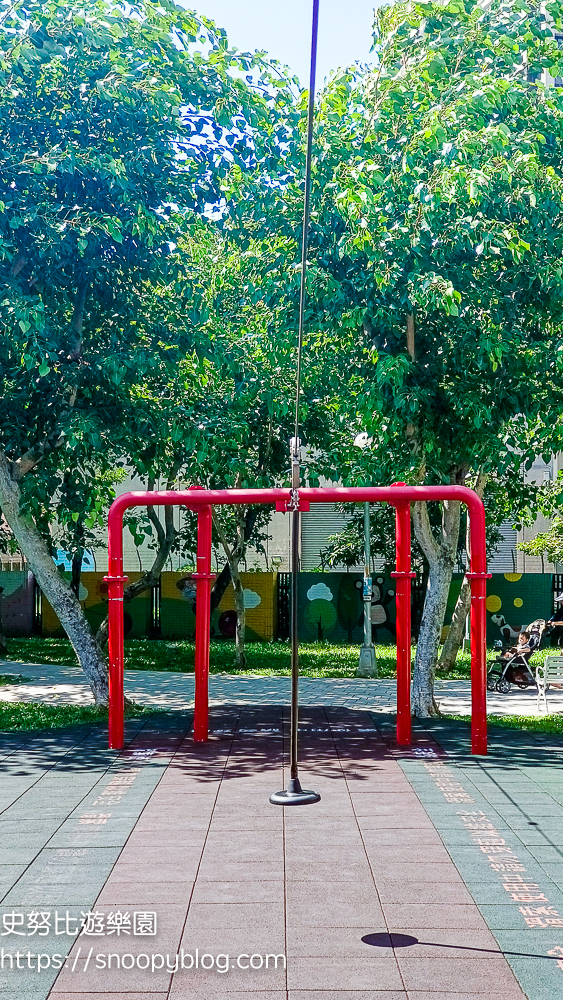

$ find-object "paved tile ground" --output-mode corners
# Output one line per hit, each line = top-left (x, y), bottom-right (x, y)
(1, 704), (562, 999)
(2, 658), (563, 716)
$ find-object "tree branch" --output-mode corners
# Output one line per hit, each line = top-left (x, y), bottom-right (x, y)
(11, 431), (65, 481)
(146, 505), (166, 550)
(67, 280), (89, 362)
(212, 511), (234, 563)
(407, 312), (415, 360)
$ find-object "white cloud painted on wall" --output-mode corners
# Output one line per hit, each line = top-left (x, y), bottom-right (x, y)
(243, 589), (261, 609)
(306, 583), (333, 602)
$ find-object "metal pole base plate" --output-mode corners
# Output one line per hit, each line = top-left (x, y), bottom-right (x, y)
(357, 644), (378, 678)
(270, 776), (321, 807)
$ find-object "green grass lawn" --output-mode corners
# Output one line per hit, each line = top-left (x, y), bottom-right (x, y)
(5, 637), (560, 736)
(449, 713), (563, 736)
(0, 700), (151, 732)
(1, 636), (475, 679)
(0, 639), (561, 736)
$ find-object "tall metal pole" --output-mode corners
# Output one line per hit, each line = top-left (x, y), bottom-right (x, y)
(357, 502), (377, 677)
(270, 0), (321, 806)
(290, 445), (301, 782)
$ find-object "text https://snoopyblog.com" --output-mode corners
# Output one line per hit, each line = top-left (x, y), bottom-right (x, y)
(0, 948), (287, 974)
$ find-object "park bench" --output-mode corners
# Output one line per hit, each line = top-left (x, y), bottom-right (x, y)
(536, 655), (563, 714)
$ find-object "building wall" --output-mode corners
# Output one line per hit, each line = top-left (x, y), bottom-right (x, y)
(514, 454), (561, 574)
(91, 474), (291, 574)
(93, 473), (192, 574)
(487, 521), (519, 573)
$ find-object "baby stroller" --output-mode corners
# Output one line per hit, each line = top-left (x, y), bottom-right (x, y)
(487, 619), (545, 694)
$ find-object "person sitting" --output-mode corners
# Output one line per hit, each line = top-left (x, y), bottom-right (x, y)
(502, 631), (533, 685)
(502, 631), (531, 661)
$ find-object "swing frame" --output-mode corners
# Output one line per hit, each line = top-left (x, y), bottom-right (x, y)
(105, 483), (489, 754)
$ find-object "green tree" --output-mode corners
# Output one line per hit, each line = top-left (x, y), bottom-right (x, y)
(311, 0), (563, 713)
(517, 518), (563, 568)
(143, 229), (331, 667)
(0, 0), (295, 700)
(226, 0), (563, 713)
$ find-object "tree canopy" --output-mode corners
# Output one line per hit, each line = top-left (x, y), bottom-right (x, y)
(222, 0), (563, 708)
(3, 0), (563, 708)
(0, 0), (297, 698)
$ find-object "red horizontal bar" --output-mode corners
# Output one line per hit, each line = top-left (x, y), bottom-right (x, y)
(109, 483), (482, 512)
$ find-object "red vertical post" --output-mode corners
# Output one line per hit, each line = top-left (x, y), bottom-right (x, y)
(106, 499), (128, 751)
(466, 496), (490, 754)
(392, 501), (415, 746)
(466, 490), (489, 755)
(468, 574), (488, 755)
(107, 574), (127, 749)
(193, 505), (213, 741)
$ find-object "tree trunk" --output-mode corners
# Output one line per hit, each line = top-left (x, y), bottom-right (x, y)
(210, 562), (232, 613)
(437, 472), (487, 673)
(437, 577), (471, 672)
(212, 506), (249, 670)
(230, 559), (247, 670)
(412, 559), (429, 640)
(0, 452), (109, 703)
(210, 508), (260, 613)
(71, 550), (82, 598)
(411, 491), (462, 716)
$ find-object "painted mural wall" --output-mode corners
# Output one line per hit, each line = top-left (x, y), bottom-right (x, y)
(443, 572), (553, 644)
(298, 572), (397, 644)
(42, 572), (151, 638)
(484, 573), (553, 644)
(162, 572), (277, 641)
(0, 571), (34, 635)
(28, 568), (559, 646)
(42, 571), (277, 642)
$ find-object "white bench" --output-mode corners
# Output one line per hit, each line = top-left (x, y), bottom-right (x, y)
(536, 655), (563, 713)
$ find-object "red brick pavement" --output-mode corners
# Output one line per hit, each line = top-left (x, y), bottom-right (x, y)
(48, 707), (527, 999)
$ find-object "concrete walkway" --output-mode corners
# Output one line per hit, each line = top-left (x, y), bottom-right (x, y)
(1, 707), (563, 998)
(2, 659), (563, 717)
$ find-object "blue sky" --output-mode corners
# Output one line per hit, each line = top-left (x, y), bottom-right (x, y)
(187, 1), (381, 85)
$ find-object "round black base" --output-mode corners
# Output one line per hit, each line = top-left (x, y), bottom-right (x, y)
(269, 777), (321, 807)
(270, 788), (321, 806)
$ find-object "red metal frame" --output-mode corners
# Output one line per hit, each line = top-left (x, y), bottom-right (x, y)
(391, 492), (416, 747)
(105, 484), (489, 755)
